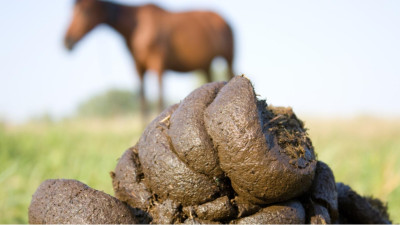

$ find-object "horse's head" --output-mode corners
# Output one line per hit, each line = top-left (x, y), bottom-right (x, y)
(64, 0), (107, 51)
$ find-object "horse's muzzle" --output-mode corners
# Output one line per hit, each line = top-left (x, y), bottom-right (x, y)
(64, 37), (75, 51)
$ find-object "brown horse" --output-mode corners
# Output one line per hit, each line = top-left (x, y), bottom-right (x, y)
(64, 0), (234, 116)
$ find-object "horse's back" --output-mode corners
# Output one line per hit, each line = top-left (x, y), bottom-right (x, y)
(163, 10), (233, 71)
(133, 5), (233, 72)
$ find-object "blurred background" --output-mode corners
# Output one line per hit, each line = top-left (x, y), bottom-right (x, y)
(1, 0), (399, 223)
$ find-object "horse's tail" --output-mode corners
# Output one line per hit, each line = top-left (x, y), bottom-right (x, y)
(223, 22), (235, 79)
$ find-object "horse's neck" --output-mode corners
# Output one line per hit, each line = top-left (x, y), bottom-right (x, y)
(104, 3), (138, 41)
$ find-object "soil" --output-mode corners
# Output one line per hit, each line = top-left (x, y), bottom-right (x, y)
(28, 75), (391, 224)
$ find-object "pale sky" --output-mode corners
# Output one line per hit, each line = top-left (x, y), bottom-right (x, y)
(1, 0), (399, 122)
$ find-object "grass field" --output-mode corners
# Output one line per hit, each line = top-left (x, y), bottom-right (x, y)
(0, 115), (399, 223)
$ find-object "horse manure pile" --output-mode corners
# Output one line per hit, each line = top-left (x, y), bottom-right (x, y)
(29, 76), (391, 224)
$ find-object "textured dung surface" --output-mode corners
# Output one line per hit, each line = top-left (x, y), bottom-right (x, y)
(111, 147), (151, 211)
(336, 182), (391, 224)
(204, 76), (316, 204)
(150, 199), (181, 224)
(261, 105), (316, 169)
(366, 196), (391, 221)
(183, 196), (236, 221)
(233, 200), (306, 224)
(310, 161), (338, 221)
(183, 218), (221, 224)
(234, 196), (261, 218)
(28, 179), (137, 224)
(305, 199), (331, 224)
(310, 203), (330, 224)
(310, 214), (329, 225)
(169, 81), (226, 178)
(111, 147), (152, 223)
(138, 104), (219, 206)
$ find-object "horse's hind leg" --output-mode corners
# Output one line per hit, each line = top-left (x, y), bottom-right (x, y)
(204, 67), (212, 83)
(136, 65), (148, 126)
(227, 58), (234, 80)
(154, 64), (166, 114)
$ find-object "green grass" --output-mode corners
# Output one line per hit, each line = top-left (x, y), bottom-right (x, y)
(0, 116), (399, 223)
(0, 117), (143, 223)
